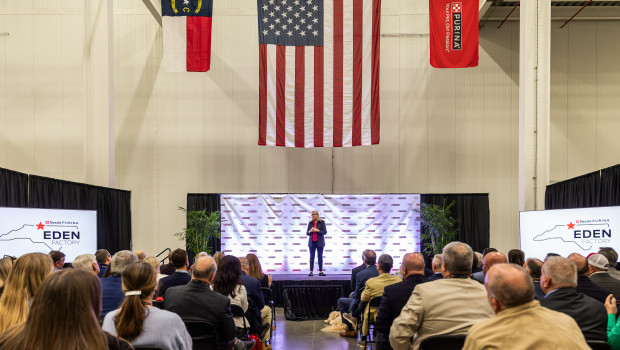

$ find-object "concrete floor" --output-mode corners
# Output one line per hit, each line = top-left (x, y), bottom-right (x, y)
(268, 308), (375, 350)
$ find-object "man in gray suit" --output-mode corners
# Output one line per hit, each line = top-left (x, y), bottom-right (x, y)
(389, 242), (494, 350)
(588, 253), (620, 301)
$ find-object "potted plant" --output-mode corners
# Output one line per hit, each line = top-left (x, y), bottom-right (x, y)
(175, 207), (221, 256)
(413, 200), (458, 257)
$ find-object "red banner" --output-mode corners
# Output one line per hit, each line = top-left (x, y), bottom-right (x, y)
(429, 0), (479, 68)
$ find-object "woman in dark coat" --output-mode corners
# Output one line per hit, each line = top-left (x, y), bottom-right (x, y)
(306, 210), (327, 276)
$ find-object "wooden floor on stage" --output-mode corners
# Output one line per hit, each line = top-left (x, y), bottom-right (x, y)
(271, 274), (349, 282)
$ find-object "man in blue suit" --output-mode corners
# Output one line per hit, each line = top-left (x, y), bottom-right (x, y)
(156, 248), (191, 298)
(338, 249), (379, 338)
(240, 257), (268, 337)
(375, 253), (428, 349)
(307, 210), (328, 276)
(100, 250), (138, 320)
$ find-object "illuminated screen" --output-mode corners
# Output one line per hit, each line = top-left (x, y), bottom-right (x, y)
(519, 206), (620, 260)
(220, 194), (421, 274)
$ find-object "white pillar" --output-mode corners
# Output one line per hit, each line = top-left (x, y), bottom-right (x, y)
(83, 0), (115, 187)
(519, 0), (551, 211)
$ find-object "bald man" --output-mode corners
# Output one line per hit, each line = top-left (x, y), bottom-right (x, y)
(473, 251), (508, 284)
(568, 253), (609, 303)
(375, 253), (428, 350)
(463, 264), (590, 350)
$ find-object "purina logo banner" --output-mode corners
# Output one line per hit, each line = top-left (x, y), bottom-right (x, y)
(220, 194), (421, 274)
(429, 0), (479, 68)
(520, 206), (620, 260)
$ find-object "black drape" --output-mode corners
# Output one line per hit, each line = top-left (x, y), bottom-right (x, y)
(545, 170), (601, 210)
(0, 167), (28, 207)
(420, 194), (490, 256)
(600, 165), (620, 207)
(28, 175), (131, 254)
(186, 193), (221, 256)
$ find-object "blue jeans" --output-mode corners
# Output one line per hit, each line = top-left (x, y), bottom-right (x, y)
(337, 297), (358, 331)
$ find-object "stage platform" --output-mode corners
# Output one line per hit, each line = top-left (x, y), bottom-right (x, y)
(270, 274), (353, 321)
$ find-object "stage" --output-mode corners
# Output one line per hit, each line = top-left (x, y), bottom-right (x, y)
(271, 274), (353, 321)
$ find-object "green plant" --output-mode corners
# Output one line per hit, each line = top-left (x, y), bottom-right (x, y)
(414, 200), (458, 257)
(175, 207), (221, 256)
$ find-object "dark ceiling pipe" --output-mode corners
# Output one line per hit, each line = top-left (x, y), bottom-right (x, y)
(560, 0), (593, 28)
(497, 1), (520, 29)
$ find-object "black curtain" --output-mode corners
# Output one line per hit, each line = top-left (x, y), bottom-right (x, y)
(186, 193), (221, 257)
(420, 194), (490, 256)
(28, 175), (131, 254)
(600, 165), (620, 207)
(0, 167), (28, 207)
(544, 170), (601, 210)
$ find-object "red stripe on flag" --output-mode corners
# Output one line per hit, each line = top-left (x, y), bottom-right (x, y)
(333, 0), (344, 147)
(371, 0), (381, 144)
(295, 46), (305, 147)
(352, 0), (363, 146)
(314, 46), (324, 147)
(276, 46), (286, 147)
(259, 44), (267, 145)
(186, 16), (212, 72)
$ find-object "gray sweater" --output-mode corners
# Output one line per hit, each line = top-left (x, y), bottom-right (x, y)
(103, 306), (192, 350)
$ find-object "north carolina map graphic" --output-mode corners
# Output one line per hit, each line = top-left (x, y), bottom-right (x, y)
(532, 222), (610, 251)
(0, 223), (78, 252)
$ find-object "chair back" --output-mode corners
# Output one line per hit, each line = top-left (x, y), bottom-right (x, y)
(182, 318), (217, 350)
(262, 287), (273, 303)
(587, 340), (612, 350)
(230, 304), (246, 318)
(369, 296), (382, 308)
(418, 334), (467, 350)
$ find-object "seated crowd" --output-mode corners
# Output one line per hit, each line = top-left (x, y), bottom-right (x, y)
(0, 248), (274, 350)
(4, 244), (620, 349)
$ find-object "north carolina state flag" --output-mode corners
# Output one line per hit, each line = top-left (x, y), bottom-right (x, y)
(429, 0), (478, 68)
(161, 0), (212, 72)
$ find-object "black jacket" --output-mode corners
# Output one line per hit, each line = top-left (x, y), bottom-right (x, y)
(157, 270), (191, 298)
(577, 275), (610, 303)
(163, 280), (236, 349)
(540, 287), (607, 341)
(306, 220), (327, 247)
(375, 274), (428, 335)
(351, 264), (366, 292)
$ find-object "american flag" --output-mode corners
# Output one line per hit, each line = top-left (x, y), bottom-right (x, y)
(258, 0), (381, 147)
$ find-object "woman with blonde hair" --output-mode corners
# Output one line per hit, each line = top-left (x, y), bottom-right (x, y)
(306, 210), (327, 276)
(0, 256), (15, 297)
(0, 252), (53, 334)
(143, 255), (165, 282)
(0, 268), (132, 350)
(103, 262), (191, 349)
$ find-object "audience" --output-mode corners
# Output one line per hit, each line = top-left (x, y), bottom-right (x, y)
(73, 253), (100, 275)
(0, 252), (53, 334)
(473, 251), (508, 283)
(508, 249), (525, 266)
(589, 254), (620, 300)
(338, 249), (379, 338)
(599, 247), (620, 280)
(103, 262), (192, 349)
(473, 251), (483, 273)
(389, 242), (494, 350)
(239, 256), (269, 340)
(247, 253), (274, 348)
(48, 250), (65, 271)
(427, 254), (443, 281)
(539, 256), (607, 340)
(350, 251), (368, 294)
(213, 251), (226, 267)
(96, 249), (112, 278)
(462, 264), (590, 350)
(134, 250), (146, 262)
(524, 258), (545, 300)
(163, 255), (254, 350)
(101, 250), (138, 320)
(144, 256), (165, 282)
(568, 253), (609, 303)
(605, 294), (620, 350)
(156, 248), (191, 298)
(0, 256), (15, 298)
(375, 253), (427, 350)
(0, 268), (133, 350)
(348, 254), (401, 348)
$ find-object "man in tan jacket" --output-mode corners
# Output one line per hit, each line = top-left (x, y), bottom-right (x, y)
(389, 242), (494, 350)
(463, 263), (590, 350)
